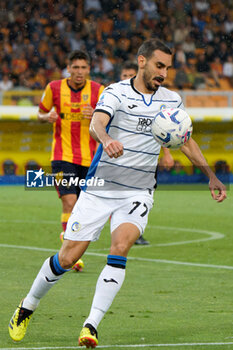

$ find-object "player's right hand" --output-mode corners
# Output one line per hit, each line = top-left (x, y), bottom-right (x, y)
(103, 139), (124, 158)
(47, 111), (59, 123)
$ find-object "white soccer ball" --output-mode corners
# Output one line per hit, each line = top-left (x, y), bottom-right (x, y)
(151, 108), (193, 149)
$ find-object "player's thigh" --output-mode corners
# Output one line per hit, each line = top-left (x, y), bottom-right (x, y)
(74, 164), (89, 198)
(51, 160), (77, 197)
(110, 194), (154, 235)
(64, 191), (112, 242)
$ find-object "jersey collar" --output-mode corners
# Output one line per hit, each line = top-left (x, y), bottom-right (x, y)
(130, 77), (158, 107)
(66, 78), (86, 92)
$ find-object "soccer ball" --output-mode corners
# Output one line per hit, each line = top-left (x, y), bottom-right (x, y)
(151, 108), (193, 149)
(72, 259), (84, 272)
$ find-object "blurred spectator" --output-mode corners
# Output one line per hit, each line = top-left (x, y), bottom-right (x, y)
(187, 63), (206, 89)
(84, 0), (102, 15)
(223, 55), (233, 87)
(218, 42), (229, 64)
(195, 0), (210, 12)
(182, 35), (196, 59)
(205, 45), (216, 64)
(224, 13), (233, 34)
(173, 44), (186, 68)
(0, 74), (14, 91)
(93, 50), (114, 78)
(96, 14), (113, 42)
(174, 23), (190, 45)
(174, 64), (190, 90)
(210, 57), (223, 86)
(141, 0), (159, 20)
(69, 32), (85, 51)
(196, 53), (220, 87)
(12, 52), (28, 76)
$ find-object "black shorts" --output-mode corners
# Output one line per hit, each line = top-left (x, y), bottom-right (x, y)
(51, 160), (89, 198)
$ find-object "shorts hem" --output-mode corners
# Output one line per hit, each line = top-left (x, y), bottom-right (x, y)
(111, 220), (143, 235)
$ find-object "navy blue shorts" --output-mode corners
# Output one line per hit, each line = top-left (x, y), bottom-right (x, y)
(51, 160), (89, 198)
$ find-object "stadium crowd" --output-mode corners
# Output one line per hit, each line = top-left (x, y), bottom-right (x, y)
(0, 0), (233, 90)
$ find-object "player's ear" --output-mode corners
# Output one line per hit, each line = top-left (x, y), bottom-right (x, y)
(137, 55), (146, 69)
(67, 65), (71, 74)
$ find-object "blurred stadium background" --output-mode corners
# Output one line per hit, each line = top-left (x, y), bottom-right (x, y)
(0, 0), (232, 183)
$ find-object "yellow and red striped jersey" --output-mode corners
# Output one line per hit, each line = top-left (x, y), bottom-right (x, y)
(39, 78), (104, 166)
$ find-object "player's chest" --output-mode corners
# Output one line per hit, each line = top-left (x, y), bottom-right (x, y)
(117, 102), (162, 133)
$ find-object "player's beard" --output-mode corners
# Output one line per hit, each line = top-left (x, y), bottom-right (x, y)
(143, 65), (164, 92)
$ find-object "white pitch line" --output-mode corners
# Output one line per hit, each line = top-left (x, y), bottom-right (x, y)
(1, 341), (233, 349)
(1, 243), (233, 270)
(0, 219), (225, 247)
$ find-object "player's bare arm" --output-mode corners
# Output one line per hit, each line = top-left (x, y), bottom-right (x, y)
(90, 111), (124, 158)
(37, 109), (58, 123)
(181, 137), (227, 202)
(161, 147), (174, 169)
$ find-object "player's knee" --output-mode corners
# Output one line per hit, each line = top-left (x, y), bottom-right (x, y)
(110, 242), (129, 256)
(62, 196), (76, 213)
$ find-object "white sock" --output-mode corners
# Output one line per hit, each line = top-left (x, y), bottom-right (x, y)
(84, 264), (126, 329)
(23, 257), (65, 311)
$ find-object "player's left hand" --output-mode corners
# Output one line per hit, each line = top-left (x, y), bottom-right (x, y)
(82, 104), (94, 119)
(209, 177), (227, 203)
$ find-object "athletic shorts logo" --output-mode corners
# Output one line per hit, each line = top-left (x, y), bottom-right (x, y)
(71, 221), (81, 232)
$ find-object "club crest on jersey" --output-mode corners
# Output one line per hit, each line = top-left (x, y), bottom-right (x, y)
(83, 94), (89, 101)
(136, 117), (153, 132)
(71, 222), (81, 232)
(160, 104), (166, 110)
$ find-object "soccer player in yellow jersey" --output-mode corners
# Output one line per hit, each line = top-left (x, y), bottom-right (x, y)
(38, 51), (104, 269)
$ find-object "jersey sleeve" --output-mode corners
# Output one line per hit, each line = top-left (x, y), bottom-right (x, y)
(176, 92), (185, 110)
(39, 83), (54, 112)
(94, 84), (122, 118)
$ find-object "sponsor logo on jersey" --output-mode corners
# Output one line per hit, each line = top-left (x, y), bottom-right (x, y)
(136, 117), (153, 132)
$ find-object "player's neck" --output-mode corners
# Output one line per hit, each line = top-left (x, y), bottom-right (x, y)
(68, 79), (86, 91)
(133, 76), (156, 95)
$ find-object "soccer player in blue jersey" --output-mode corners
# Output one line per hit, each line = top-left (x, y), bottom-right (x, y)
(120, 61), (174, 246)
(9, 39), (226, 348)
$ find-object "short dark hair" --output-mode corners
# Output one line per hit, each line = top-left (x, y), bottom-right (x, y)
(121, 61), (138, 73)
(137, 39), (172, 59)
(68, 50), (91, 65)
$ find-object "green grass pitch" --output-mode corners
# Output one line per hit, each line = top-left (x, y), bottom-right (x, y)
(0, 185), (232, 350)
